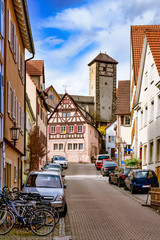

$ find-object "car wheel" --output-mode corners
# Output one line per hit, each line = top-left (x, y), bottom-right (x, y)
(109, 177), (112, 184)
(60, 202), (67, 218)
(124, 183), (127, 190)
(131, 186), (135, 194)
(118, 179), (121, 187)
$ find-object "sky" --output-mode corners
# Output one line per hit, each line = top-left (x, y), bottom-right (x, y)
(26, 0), (160, 95)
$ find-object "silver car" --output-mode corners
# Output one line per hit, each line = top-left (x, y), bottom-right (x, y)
(22, 171), (67, 214)
(52, 155), (68, 169)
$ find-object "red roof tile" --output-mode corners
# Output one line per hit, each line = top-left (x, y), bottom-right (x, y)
(145, 30), (160, 76)
(115, 80), (130, 115)
(131, 25), (160, 84)
(26, 60), (45, 83)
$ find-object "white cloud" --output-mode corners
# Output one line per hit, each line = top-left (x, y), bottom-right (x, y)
(31, 0), (160, 95)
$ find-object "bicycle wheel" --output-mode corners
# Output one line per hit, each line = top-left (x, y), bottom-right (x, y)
(0, 209), (15, 235)
(30, 209), (55, 236)
(51, 207), (59, 225)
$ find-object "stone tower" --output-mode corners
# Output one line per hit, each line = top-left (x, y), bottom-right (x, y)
(88, 53), (118, 124)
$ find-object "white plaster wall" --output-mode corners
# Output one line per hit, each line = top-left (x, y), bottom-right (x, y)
(105, 121), (117, 156)
(138, 44), (160, 171)
(47, 124), (99, 163)
(26, 73), (36, 117)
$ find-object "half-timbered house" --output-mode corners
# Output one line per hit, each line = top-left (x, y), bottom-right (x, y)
(48, 93), (101, 163)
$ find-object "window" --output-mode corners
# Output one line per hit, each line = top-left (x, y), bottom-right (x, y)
(157, 94), (160, 117)
(143, 144), (147, 166)
(151, 64), (155, 83)
(144, 71), (148, 90)
(77, 125), (83, 133)
(69, 125), (74, 133)
(125, 145), (131, 155)
(150, 100), (154, 122)
(68, 143), (72, 150)
(59, 144), (63, 150)
(50, 126), (56, 134)
(108, 136), (115, 142)
(54, 144), (58, 150)
(144, 106), (148, 126)
(61, 126), (66, 134)
(140, 110), (143, 129)
(149, 141), (154, 164)
(156, 138), (160, 162)
(79, 143), (83, 150)
(14, 166), (17, 183)
(49, 95), (53, 100)
(124, 116), (131, 126)
(67, 112), (70, 117)
(73, 144), (78, 150)
(62, 113), (66, 118)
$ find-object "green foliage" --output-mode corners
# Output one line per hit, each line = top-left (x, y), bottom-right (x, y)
(125, 158), (141, 168)
(97, 125), (107, 136)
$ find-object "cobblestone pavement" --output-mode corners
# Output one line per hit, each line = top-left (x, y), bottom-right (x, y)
(65, 163), (160, 240)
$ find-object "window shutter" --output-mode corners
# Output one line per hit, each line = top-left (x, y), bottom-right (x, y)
(21, 108), (24, 134)
(74, 125), (77, 133)
(48, 126), (50, 134)
(8, 9), (11, 42)
(18, 45), (20, 70)
(121, 116), (124, 126)
(0, 74), (4, 114)
(21, 53), (24, 83)
(1, 0), (5, 38)
(66, 125), (68, 134)
(18, 102), (20, 128)
(7, 81), (10, 113)
(15, 96), (17, 124)
(15, 36), (17, 63)
(56, 126), (60, 134)
(12, 89), (15, 119)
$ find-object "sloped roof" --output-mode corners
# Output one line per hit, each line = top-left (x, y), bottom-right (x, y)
(88, 53), (118, 66)
(26, 60), (45, 82)
(131, 25), (160, 84)
(45, 85), (60, 100)
(115, 81), (130, 115)
(145, 30), (160, 76)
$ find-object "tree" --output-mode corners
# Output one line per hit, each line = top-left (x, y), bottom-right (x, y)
(97, 125), (107, 136)
(27, 126), (47, 171)
(125, 158), (141, 168)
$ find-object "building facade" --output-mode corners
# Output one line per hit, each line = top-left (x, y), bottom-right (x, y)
(105, 121), (117, 159)
(115, 81), (131, 166)
(26, 60), (50, 169)
(3, 0), (34, 189)
(48, 93), (101, 163)
(0, 0), (4, 190)
(45, 85), (60, 110)
(134, 30), (160, 183)
(88, 53), (118, 124)
(130, 25), (160, 159)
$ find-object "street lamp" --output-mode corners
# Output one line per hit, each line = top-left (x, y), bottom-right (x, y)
(10, 125), (20, 146)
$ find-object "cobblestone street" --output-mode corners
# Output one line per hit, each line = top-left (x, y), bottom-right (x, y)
(65, 163), (160, 240)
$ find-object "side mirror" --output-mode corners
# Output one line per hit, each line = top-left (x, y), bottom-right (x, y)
(64, 184), (67, 189)
(41, 167), (44, 170)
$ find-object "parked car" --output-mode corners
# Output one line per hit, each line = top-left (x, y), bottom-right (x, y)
(100, 159), (113, 170)
(109, 167), (138, 187)
(124, 169), (159, 194)
(52, 156), (68, 169)
(100, 161), (117, 176)
(95, 154), (110, 170)
(22, 170), (67, 215)
(43, 163), (62, 170)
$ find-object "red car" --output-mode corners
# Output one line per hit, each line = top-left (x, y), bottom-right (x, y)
(95, 154), (110, 170)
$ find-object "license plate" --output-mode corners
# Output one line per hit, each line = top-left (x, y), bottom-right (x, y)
(142, 185), (150, 188)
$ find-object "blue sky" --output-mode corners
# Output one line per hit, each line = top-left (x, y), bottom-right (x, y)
(27, 0), (160, 95)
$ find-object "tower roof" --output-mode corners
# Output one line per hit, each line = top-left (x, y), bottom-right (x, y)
(88, 53), (118, 66)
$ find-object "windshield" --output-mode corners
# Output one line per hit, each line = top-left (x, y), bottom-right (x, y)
(104, 162), (116, 167)
(54, 156), (66, 161)
(134, 171), (156, 179)
(98, 155), (110, 160)
(26, 174), (62, 188)
(44, 164), (61, 169)
(124, 168), (131, 175)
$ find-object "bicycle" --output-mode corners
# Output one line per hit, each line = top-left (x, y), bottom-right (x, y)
(0, 190), (55, 236)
